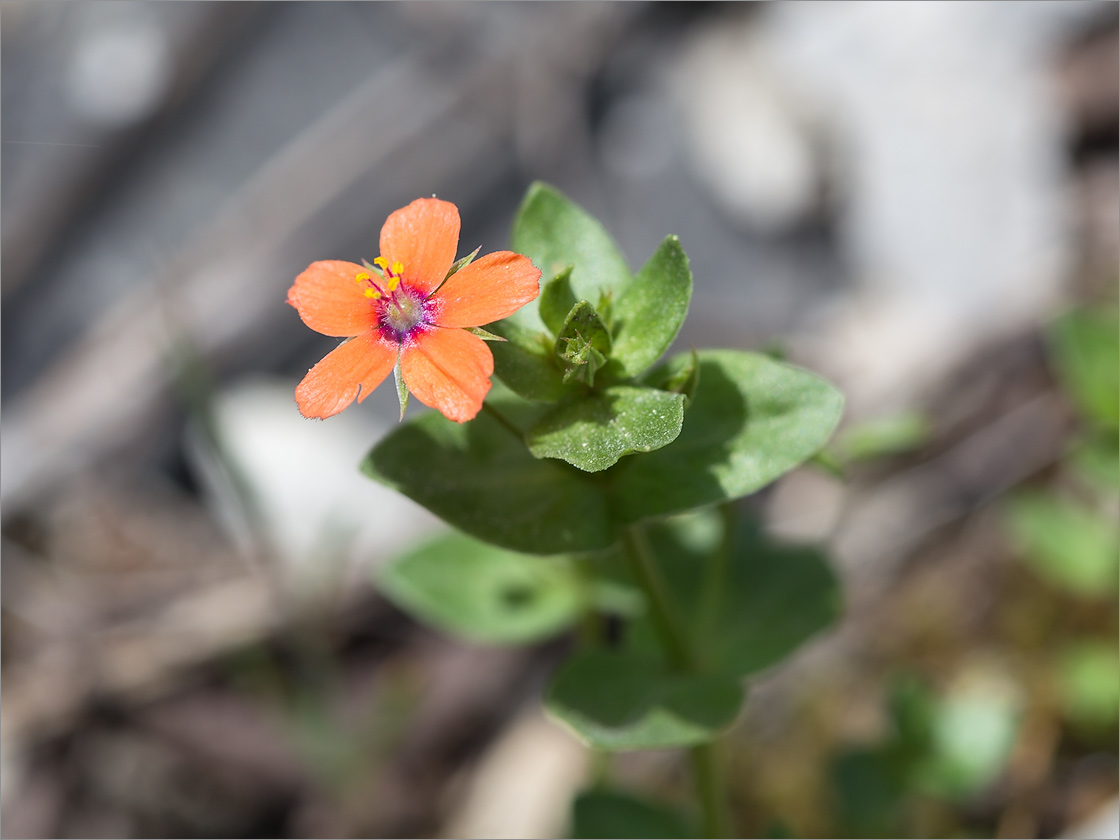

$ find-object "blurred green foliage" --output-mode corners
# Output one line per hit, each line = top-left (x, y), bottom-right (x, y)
(1005, 492), (1118, 597)
(1048, 307), (1119, 431)
(834, 412), (932, 464)
(377, 532), (586, 644)
(831, 675), (1022, 837)
(1057, 641), (1120, 732)
(571, 789), (692, 838)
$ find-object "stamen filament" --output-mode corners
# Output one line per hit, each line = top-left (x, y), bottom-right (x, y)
(354, 269), (387, 298)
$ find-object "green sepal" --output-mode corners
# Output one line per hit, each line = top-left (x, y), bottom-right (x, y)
(361, 258), (386, 280)
(556, 301), (612, 387)
(393, 350), (408, 421)
(526, 385), (686, 472)
(445, 245), (482, 280)
(465, 326), (507, 342)
(561, 346), (607, 386)
(540, 266), (577, 336)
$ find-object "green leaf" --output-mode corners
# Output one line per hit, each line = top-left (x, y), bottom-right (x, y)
(608, 236), (693, 378)
(831, 678), (934, 837)
(1004, 491), (1119, 597)
(624, 516), (842, 677)
(540, 266), (577, 337)
(488, 319), (574, 403)
(1049, 307), (1120, 430)
(1056, 641), (1120, 730)
(377, 532), (584, 644)
(510, 182), (632, 332)
(528, 386), (686, 473)
(572, 790), (692, 839)
(709, 523), (841, 676)
(361, 400), (615, 554)
(831, 750), (905, 839)
(610, 350), (844, 523)
(545, 649), (742, 750)
(556, 300), (612, 386)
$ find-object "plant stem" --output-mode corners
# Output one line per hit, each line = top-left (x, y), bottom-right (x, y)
(620, 525), (692, 671)
(590, 749), (611, 787)
(621, 524), (732, 837)
(696, 504), (735, 668)
(691, 741), (731, 839)
(481, 400), (523, 439)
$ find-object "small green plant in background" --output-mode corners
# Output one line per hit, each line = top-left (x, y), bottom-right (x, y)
(820, 303), (1119, 839)
(1004, 305), (1119, 732)
(337, 183), (846, 836)
(1004, 307), (1119, 596)
(830, 673), (1024, 838)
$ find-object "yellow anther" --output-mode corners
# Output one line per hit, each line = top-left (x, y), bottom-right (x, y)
(391, 261), (404, 275)
(355, 272), (371, 283)
(373, 256), (389, 270)
(386, 275), (400, 292)
(364, 289), (381, 299)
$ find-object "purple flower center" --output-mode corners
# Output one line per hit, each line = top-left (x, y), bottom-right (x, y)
(377, 283), (434, 343)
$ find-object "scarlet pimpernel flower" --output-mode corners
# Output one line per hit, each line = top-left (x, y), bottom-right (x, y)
(288, 198), (541, 423)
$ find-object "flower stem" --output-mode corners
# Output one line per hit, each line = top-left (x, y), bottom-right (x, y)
(691, 741), (731, 839)
(481, 400), (523, 439)
(620, 524), (732, 837)
(620, 525), (691, 671)
(695, 503), (735, 670)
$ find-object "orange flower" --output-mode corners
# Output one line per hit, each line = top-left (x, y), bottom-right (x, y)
(288, 198), (540, 423)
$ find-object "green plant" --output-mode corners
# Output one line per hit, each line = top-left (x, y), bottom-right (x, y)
(323, 183), (845, 836)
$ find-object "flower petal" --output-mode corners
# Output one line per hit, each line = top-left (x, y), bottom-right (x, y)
(430, 251), (542, 328)
(380, 198), (460, 296)
(288, 260), (377, 337)
(401, 327), (493, 423)
(295, 333), (396, 419)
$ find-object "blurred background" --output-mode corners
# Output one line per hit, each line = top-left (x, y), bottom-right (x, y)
(2, 2), (1117, 837)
